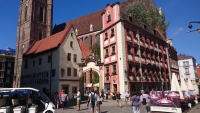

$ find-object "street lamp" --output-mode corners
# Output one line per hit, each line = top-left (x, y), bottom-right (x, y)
(188, 21), (200, 29)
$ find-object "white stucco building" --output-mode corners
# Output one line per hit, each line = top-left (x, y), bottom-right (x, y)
(21, 25), (82, 99)
(178, 54), (199, 93)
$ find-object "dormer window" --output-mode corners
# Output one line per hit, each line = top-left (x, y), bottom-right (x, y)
(107, 11), (111, 22)
(111, 28), (114, 37)
(90, 24), (94, 32)
(75, 29), (79, 35)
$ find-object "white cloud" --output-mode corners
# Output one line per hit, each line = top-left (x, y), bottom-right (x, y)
(174, 27), (184, 35)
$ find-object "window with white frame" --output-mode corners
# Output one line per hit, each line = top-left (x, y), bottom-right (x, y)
(185, 68), (189, 74)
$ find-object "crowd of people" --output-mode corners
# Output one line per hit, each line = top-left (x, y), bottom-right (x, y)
(44, 88), (152, 113)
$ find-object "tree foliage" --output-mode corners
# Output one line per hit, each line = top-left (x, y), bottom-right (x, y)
(91, 40), (101, 60)
(125, 1), (170, 34)
(91, 71), (99, 85)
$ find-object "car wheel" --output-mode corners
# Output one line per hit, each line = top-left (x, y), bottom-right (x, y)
(45, 111), (53, 113)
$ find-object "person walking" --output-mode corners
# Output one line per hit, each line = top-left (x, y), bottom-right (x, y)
(125, 90), (130, 106)
(54, 92), (59, 109)
(100, 89), (105, 102)
(116, 91), (122, 107)
(130, 91), (140, 113)
(61, 90), (69, 110)
(76, 89), (81, 111)
(140, 90), (150, 113)
(59, 89), (65, 107)
(96, 91), (102, 113)
(88, 89), (96, 113)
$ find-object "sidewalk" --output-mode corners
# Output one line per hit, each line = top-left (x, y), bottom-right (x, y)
(184, 103), (200, 113)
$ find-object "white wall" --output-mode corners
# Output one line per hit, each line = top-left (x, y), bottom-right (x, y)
(117, 22), (128, 96)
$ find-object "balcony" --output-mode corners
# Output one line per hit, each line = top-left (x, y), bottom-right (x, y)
(150, 45), (153, 49)
(140, 41), (144, 45)
(134, 39), (138, 43)
(135, 56), (139, 62)
(146, 59), (150, 64)
(127, 36), (131, 41)
(145, 43), (148, 47)
(151, 60), (155, 64)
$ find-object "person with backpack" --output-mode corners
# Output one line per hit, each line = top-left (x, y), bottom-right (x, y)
(88, 89), (96, 113)
(130, 91), (140, 113)
(140, 90), (150, 113)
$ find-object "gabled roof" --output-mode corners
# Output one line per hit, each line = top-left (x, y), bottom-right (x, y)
(177, 54), (195, 60)
(79, 42), (92, 58)
(52, 9), (103, 35)
(24, 25), (73, 55)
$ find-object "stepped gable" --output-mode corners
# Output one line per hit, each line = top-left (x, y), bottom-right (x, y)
(25, 25), (73, 55)
(52, 10), (103, 35)
(79, 42), (92, 58)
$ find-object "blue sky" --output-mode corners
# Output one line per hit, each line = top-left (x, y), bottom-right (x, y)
(0, 0), (200, 62)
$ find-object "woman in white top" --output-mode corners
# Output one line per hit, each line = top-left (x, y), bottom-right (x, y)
(96, 91), (102, 113)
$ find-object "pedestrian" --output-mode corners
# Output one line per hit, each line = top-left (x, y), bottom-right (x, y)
(140, 90), (150, 113)
(100, 89), (105, 102)
(54, 92), (59, 109)
(76, 89), (81, 111)
(130, 91), (140, 113)
(59, 89), (64, 107)
(61, 90), (69, 110)
(125, 90), (130, 106)
(88, 89), (96, 113)
(116, 91), (122, 107)
(96, 91), (102, 113)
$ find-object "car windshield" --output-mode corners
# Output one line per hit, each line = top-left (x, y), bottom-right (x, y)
(38, 91), (50, 103)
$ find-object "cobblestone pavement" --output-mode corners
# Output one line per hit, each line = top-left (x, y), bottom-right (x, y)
(55, 99), (144, 113)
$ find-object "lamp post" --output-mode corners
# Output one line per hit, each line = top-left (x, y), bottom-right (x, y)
(188, 21), (200, 33)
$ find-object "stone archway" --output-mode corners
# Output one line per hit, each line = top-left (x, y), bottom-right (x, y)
(79, 54), (104, 97)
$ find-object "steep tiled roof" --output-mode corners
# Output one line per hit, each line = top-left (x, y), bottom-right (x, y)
(79, 42), (91, 58)
(52, 10), (103, 35)
(177, 54), (195, 60)
(25, 25), (73, 55)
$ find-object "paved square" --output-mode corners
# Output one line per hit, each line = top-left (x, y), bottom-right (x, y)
(55, 99), (145, 113)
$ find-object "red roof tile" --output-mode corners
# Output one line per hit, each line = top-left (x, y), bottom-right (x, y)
(25, 25), (73, 55)
(79, 42), (91, 58)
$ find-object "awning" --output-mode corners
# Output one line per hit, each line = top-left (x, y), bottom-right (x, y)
(85, 83), (92, 87)
(93, 83), (99, 87)
(180, 77), (188, 91)
(171, 73), (184, 99)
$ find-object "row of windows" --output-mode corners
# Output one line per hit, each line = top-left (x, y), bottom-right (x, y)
(105, 46), (116, 57)
(67, 53), (77, 62)
(61, 68), (77, 77)
(105, 64), (117, 75)
(25, 55), (51, 68)
(104, 28), (115, 40)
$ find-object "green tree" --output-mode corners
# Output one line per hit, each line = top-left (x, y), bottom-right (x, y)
(91, 40), (101, 61)
(125, 1), (170, 35)
(91, 71), (99, 85)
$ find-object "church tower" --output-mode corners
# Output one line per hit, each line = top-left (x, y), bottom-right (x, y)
(13, 0), (53, 87)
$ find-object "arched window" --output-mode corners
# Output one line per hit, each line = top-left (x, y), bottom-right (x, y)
(85, 37), (91, 47)
(39, 7), (43, 22)
(39, 31), (42, 40)
(24, 6), (27, 21)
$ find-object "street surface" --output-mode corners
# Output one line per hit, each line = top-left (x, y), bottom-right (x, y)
(54, 99), (200, 113)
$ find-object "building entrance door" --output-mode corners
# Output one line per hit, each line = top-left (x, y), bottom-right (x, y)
(113, 84), (117, 95)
